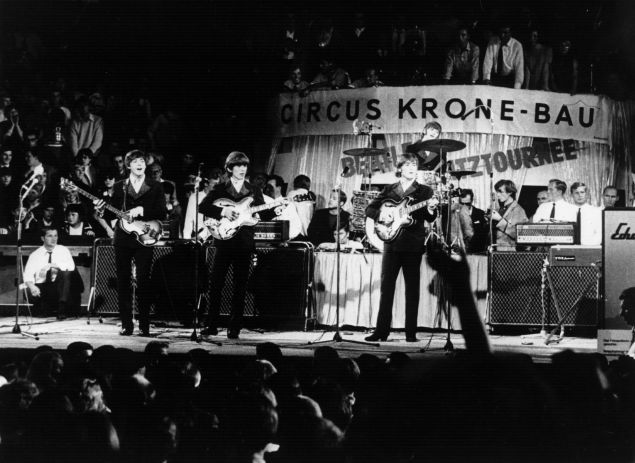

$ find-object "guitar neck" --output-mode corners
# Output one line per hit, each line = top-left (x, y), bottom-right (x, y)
(249, 197), (288, 214)
(68, 183), (128, 220)
(405, 200), (429, 214)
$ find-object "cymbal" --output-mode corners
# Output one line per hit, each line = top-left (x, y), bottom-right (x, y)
(449, 170), (477, 178)
(408, 138), (466, 153)
(343, 147), (388, 156)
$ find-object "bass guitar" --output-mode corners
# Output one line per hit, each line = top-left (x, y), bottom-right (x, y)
(373, 197), (431, 242)
(60, 178), (163, 246)
(204, 193), (311, 240)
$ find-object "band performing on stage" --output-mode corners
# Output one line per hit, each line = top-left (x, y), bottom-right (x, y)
(58, 115), (613, 342)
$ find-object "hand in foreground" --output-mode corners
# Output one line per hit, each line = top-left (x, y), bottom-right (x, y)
(221, 207), (239, 220)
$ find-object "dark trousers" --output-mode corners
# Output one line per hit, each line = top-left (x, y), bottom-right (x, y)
(115, 243), (153, 330)
(30, 271), (71, 315)
(206, 244), (251, 333)
(491, 72), (516, 88)
(375, 251), (423, 337)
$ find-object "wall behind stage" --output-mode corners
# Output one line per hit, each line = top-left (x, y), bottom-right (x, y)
(268, 86), (634, 211)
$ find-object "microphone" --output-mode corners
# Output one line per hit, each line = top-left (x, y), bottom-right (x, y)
(340, 166), (350, 177)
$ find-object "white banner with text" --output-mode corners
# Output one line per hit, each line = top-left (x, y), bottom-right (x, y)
(274, 86), (611, 145)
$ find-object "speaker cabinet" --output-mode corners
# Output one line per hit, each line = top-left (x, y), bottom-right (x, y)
(489, 252), (547, 326)
(489, 251), (600, 328)
(93, 240), (313, 326)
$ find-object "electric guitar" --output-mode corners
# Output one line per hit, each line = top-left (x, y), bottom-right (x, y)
(60, 178), (163, 246)
(204, 193), (311, 240)
(373, 197), (431, 242)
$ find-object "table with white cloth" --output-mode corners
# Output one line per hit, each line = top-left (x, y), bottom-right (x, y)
(314, 251), (488, 329)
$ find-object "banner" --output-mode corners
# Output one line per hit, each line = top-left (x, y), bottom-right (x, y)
(274, 86), (611, 145)
(603, 208), (635, 329)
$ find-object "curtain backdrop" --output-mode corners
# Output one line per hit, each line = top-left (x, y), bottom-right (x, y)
(270, 132), (623, 211)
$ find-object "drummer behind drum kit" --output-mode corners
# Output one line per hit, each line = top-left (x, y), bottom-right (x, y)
(343, 137), (475, 251)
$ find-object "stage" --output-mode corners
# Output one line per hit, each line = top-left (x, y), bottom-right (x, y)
(0, 316), (598, 363)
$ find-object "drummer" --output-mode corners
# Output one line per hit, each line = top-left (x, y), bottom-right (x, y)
(419, 121), (442, 171)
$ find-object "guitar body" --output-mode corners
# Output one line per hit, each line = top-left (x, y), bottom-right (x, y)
(207, 197), (260, 240)
(118, 219), (164, 246)
(373, 197), (415, 242)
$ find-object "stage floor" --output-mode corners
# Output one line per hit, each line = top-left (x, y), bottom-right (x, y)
(0, 316), (598, 363)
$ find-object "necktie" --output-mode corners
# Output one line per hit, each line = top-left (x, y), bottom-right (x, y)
(576, 207), (582, 243)
(497, 43), (504, 75)
(549, 202), (556, 220)
(45, 251), (52, 283)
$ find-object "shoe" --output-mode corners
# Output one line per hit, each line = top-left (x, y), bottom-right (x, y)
(365, 333), (388, 342)
(139, 321), (150, 336)
(200, 326), (218, 336)
(139, 328), (151, 337)
(227, 331), (240, 340)
(405, 335), (418, 342)
(56, 313), (67, 321)
(119, 327), (133, 336)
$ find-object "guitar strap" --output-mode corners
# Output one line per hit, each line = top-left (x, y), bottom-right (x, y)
(122, 179), (129, 222)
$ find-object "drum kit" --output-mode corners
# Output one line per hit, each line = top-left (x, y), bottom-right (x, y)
(343, 137), (476, 246)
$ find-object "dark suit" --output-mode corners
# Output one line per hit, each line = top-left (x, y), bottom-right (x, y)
(199, 179), (274, 334)
(466, 206), (489, 253)
(111, 177), (166, 331)
(366, 181), (436, 338)
(307, 208), (351, 246)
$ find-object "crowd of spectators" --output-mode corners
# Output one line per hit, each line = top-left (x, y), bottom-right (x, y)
(1, 247), (635, 462)
(272, 10), (626, 98)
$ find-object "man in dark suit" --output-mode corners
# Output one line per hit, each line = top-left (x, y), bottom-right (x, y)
(307, 189), (350, 247)
(365, 153), (437, 342)
(459, 189), (489, 253)
(95, 150), (166, 336)
(199, 151), (275, 339)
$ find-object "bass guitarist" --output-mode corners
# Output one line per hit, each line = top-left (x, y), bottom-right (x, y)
(199, 151), (276, 340)
(95, 150), (166, 336)
(365, 153), (437, 342)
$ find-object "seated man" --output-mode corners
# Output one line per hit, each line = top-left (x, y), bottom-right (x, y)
(316, 223), (364, 251)
(23, 227), (76, 319)
(307, 189), (350, 247)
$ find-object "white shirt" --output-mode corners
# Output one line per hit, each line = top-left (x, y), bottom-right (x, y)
(576, 203), (602, 245)
(67, 223), (84, 236)
(532, 199), (577, 223)
(482, 36), (525, 88)
(23, 245), (75, 285)
(183, 192), (207, 239)
(287, 188), (314, 237)
(129, 175), (145, 193)
(264, 194), (303, 240)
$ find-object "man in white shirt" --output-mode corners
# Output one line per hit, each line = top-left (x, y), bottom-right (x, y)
(482, 23), (524, 89)
(532, 179), (577, 223)
(23, 227), (76, 319)
(69, 97), (104, 157)
(570, 182), (602, 245)
(265, 174), (302, 240)
(286, 174), (315, 239)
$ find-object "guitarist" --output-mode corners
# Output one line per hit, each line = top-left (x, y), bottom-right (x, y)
(95, 150), (166, 336)
(364, 153), (437, 342)
(199, 151), (275, 340)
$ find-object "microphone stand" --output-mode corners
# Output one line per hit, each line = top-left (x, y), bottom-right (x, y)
(12, 179), (41, 340)
(309, 181), (378, 347)
(190, 170), (221, 346)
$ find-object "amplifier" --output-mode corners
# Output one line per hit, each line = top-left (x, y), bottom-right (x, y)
(254, 221), (289, 242)
(516, 222), (576, 245)
(549, 245), (602, 267)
